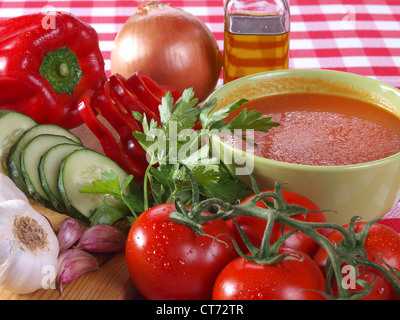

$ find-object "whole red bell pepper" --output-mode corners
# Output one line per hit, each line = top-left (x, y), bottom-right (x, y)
(0, 11), (106, 129)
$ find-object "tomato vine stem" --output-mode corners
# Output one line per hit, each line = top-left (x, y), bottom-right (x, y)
(167, 171), (400, 299)
(169, 192), (400, 300)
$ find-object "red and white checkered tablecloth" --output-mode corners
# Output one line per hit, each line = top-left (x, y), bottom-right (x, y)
(1, 0), (400, 231)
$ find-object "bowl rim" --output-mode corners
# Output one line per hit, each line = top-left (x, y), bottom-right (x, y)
(207, 69), (400, 172)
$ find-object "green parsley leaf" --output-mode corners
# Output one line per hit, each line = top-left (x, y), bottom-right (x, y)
(199, 98), (247, 129)
(210, 108), (280, 132)
(79, 171), (144, 226)
(89, 200), (129, 226)
(133, 88), (201, 164)
(81, 87), (281, 224)
(199, 97), (279, 133)
(200, 165), (253, 203)
(149, 162), (251, 206)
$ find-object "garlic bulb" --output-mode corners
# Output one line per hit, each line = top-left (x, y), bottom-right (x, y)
(0, 173), (28, 203)
(0, 199), (59, 294)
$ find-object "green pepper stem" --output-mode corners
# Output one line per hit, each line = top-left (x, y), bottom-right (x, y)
(59, 62), (70, 77)
(39, 46), (83, 95)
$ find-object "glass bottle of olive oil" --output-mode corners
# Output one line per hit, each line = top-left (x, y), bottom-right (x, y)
(223, 0), (290, 84)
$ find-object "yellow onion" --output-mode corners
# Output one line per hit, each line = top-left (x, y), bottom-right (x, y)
(111, 1), (222, 102)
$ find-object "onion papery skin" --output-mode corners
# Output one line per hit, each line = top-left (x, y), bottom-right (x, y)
(111, 2), (222, 102)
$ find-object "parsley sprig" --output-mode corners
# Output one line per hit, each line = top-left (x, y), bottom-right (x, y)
(79, 171), (144, 225)
(80, 88), (279, 225)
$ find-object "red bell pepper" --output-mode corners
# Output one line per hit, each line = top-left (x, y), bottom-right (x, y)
(92, 80), (148, 176)
(80, 72), (184, 180)
(78, 90), (146, 179)
(0, 11), (106, 129)
(109, 74), (161, 124)
(126, 71), (182, 113)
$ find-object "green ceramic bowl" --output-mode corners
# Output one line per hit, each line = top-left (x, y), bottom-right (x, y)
(208, 69), (400, 225)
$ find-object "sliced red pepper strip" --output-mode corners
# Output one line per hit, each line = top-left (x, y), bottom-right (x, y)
(126, 71), (167, 114)
(77, 90), (146, 179)
(77, 90), (117, 158)
(93, 80), (142, 133)
(126, 72), (183, 113)
(128, 71), (169, 100)
(92, 81), (148, 174)
(160, 84), (183, 103)
(109, 74), (161, 124)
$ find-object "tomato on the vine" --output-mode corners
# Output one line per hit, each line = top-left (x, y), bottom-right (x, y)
(125, 203), (238, 300)
(213, 248), (326, 300)
(314, 221), (400, 300)
(227, 190), (328, 256)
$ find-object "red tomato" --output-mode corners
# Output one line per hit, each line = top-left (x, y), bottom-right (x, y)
(213, 249), (326, 300)
(314, 222), (400, 300)
(228, 190), (328, 256)
(125, 203), (238, 300)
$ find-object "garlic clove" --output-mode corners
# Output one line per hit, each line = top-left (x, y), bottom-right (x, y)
(57, 248), (98, 295)
(75, 225), (126, 253)
(57, 218), (83, 253)
(0, 199), (59, 294)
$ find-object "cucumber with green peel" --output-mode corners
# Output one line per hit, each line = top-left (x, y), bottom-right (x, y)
(7, 124), (81, 192)
(0, 110), (37, 176)
(58, 148), (129, 221)
(0, 112), (133, 220)
(39, 143), (85, 213)
(21, 134), (82, 207)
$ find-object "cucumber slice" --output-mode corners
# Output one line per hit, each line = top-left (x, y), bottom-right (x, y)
(58, 148), (129, 221)
(0, 110), (37, 176)
(21, 134), (81, 207)
(39, 143), (85, 212)
(7, 124), (81, 192)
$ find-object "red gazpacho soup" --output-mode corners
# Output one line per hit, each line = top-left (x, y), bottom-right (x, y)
(223, 92), (400, 166)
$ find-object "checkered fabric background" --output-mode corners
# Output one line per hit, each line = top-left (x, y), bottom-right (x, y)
(1, 0), (400, 231)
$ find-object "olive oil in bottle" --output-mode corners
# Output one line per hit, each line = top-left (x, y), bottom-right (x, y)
(223, 1), (290, 83)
